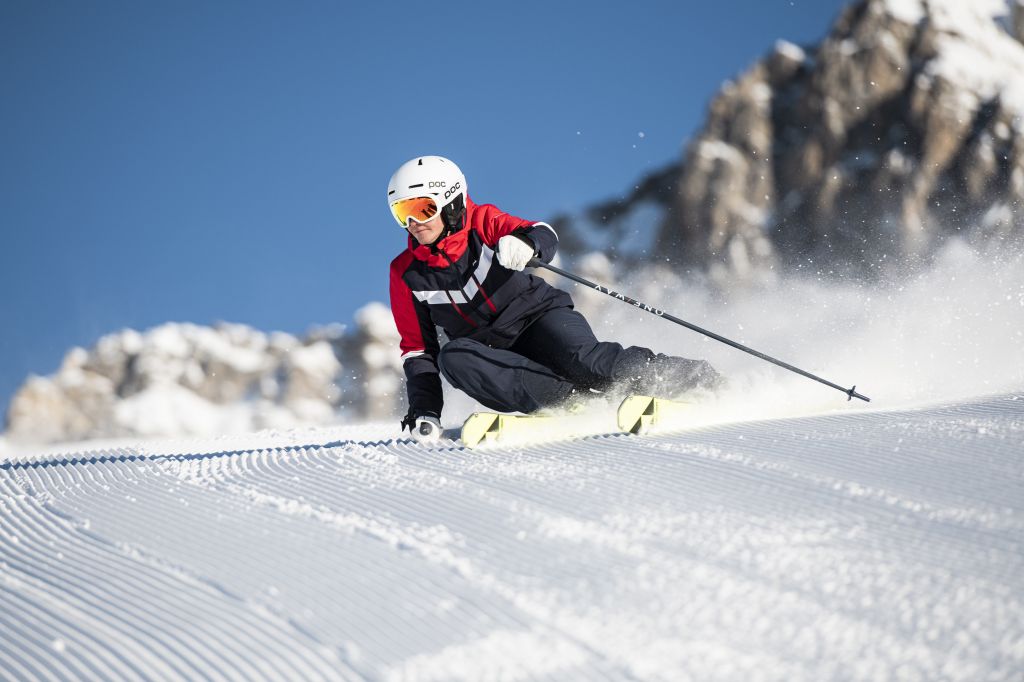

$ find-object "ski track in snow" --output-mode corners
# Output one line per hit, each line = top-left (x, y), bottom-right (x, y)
(1, 394), (1023, 681)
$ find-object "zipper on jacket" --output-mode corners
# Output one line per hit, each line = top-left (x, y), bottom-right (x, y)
(432, 242), (482, 327)
(432, 244), (474, 300)
(434, 243), (496, 311)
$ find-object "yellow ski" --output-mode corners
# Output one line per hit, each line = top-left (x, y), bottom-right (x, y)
(461, 412), (588, 448)
(460, 395), (694, 448)
(617, 395), (693, 435)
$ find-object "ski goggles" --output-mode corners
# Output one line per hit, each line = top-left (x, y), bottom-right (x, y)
(390, 196), (439, 227)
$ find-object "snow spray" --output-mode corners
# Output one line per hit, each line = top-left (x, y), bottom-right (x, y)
(575, 239), (1024, 427)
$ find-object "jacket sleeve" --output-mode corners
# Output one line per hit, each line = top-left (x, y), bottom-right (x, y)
(475, 202), (559, 264)
(389, 255), (443, 418)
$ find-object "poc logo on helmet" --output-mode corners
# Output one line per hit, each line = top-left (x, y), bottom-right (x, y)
(429, 181), (446, 188)
(444, 181), (462, 200)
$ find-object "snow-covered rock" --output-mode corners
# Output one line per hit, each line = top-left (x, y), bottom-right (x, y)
(4, 305), (404, 444)
(556, 0), (1024, 283)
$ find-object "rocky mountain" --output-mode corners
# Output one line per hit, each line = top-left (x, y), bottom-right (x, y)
(3, 305), (404, 444)
(559, 0), (1024, 283)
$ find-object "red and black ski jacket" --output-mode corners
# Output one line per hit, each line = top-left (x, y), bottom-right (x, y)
(389, 196), (570, 418)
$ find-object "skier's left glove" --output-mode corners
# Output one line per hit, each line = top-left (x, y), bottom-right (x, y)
(496, 234), (536, 271)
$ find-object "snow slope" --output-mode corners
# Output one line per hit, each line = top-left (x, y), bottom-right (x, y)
(2, 391), (1022, 681)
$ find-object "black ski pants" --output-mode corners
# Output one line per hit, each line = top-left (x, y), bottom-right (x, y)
(437, 306), (719, 414)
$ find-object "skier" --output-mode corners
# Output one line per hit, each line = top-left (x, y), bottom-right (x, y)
(388, 156), (722, 443)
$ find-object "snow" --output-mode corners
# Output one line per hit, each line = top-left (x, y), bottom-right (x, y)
(1, 392), (1021, 680)
(113, 381), (241, 437)
(881, 0), (1024, 121)
(287, 340), (341, 377)
(385, 628), (590, 680)
(881, 0), (1015, 28)
(773, 39), (807, 63)
(928, 32), (1024, 121)
(356, 301), (400, 339)
(881, 0), (926, 25)
(697, 139), (747, 164)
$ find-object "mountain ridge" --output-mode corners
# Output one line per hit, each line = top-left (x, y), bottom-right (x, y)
(557, 0), (1024, 283)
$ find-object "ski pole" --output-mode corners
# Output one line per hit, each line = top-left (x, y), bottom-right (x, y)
(529, 258), (870, 402)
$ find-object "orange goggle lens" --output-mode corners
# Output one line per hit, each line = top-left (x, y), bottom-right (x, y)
(390, 196), (439, 226)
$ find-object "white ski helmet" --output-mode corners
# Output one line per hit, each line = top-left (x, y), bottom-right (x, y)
(387, 156), (467, 229)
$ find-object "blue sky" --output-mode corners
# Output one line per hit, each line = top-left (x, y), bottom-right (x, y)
(0, 0), (849, 417)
